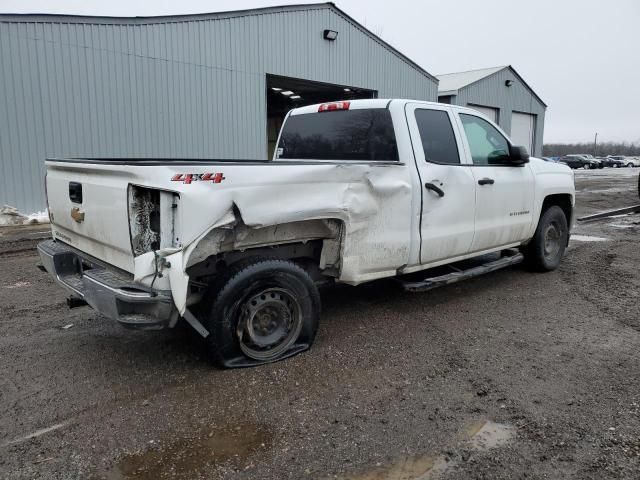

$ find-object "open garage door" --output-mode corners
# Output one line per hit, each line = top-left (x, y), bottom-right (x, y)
(266, 74), (376, 158)
(511, 112), (536, 154)
(468, 104), (498, 123)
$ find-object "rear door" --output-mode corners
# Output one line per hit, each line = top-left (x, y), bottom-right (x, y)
(454, 111), (535, 252)
(406, 103), (476, 264)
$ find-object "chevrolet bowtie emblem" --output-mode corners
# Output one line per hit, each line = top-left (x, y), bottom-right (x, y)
(70, 207), (85, 223)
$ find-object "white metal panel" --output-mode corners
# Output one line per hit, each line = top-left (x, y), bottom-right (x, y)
(436, 66), (505, 94)
(511, 112), (535, 153)
(468, 105), (498, 123)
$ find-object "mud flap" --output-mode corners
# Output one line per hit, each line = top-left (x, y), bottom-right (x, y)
(182, 308), (210, 338)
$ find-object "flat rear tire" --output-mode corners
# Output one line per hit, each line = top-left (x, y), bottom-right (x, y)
(205, 258), (320, 368)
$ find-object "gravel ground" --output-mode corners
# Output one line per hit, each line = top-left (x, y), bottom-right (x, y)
(1, 168), (639, 480)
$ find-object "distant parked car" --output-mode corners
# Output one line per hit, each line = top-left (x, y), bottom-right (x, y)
(608, 155), (640, 168)
(561, 155), (599, 169)
(598, 156), (624, 168)
(578, 154), (605, 169)
(625, 157), (640, 168)
(542, 157), (559, 163)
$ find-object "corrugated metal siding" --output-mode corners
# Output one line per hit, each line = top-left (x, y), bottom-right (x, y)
(450, 68), (546, 156)
(0, 6), (437, 212)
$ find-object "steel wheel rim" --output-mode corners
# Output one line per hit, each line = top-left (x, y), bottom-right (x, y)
(543, 221), (562, 259)
(237, 287), (302, 361)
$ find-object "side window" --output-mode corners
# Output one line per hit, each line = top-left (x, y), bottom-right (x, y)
(414, 109), (460, 164)
(459, 114), (510, 165)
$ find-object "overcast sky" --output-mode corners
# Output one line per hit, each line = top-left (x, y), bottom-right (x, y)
(1, 0), (638, 144)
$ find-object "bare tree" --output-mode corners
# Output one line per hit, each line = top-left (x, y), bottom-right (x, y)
(544, 142), (640, 157)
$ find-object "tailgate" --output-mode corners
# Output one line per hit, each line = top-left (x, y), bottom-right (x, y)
(46, 161), (135, 272)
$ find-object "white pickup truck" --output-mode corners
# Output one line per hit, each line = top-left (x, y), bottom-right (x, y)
(39, 99), (575, 367)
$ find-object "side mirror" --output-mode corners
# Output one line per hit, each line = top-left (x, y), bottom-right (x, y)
(508, 145), (530, 165)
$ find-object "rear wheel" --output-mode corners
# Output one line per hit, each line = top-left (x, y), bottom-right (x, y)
(583, 164), (590, 170)
(205, 258), (320, 368)
(522, 206), (568, 272)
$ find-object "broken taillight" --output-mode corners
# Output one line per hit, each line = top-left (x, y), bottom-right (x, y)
(318, 101), (350, 112)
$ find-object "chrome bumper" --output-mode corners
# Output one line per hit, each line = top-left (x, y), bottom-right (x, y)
(37, 240), (174, 329)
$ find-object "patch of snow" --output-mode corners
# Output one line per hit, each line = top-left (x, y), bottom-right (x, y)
(571, 234), (609, 242)
(0, 205), (49, 226)
(2, 281), (32, 289)
(609, 224), (634, 229)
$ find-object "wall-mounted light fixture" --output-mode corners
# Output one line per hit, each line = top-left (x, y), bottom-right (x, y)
(505, 80), (514, 87)
(323, 29), (338, 41)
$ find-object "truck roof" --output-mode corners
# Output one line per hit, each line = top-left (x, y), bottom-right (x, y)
(289, 98), (443, 115)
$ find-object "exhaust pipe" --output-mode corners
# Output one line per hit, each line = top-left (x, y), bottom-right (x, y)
(67, 296), (87, 309)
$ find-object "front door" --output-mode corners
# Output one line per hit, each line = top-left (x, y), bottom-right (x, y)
(455, 112), (535, 253)
(406, 103), (476, 265)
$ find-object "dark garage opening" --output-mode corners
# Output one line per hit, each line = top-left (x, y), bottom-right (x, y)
(266, 74), (377, 158)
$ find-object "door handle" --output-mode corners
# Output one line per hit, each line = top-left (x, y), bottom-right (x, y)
(424, 182), (445, 197)
(478, 178), (495, 185)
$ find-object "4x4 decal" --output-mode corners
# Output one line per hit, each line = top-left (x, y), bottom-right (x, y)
(171, 173), (225, 184)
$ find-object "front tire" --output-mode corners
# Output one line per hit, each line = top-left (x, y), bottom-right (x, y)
(205, 258), (320, 368)
(523, 206), (569, 272)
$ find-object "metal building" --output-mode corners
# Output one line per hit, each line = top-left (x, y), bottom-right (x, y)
(437, 66), (546, 157)
(0, 3), (438, 213)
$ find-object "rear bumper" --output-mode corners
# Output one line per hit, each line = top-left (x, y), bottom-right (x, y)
(37, 239), (175, 329)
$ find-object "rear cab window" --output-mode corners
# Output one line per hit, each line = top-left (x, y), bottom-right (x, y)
(276, 108), (399, 161)
(414, 109), (460, 164)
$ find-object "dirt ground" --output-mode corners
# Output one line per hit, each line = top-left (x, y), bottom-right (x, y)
(1, 168), (639, 480)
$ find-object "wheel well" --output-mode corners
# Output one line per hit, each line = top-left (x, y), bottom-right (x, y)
(541, 194), (573, 225)
(186, 217), (345, 284)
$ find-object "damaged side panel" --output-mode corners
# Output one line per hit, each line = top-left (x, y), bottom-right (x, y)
(175, 163), (414, 284)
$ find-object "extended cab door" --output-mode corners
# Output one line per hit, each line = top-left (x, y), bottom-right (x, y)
(405, 103), (476, 265)
(454, 111), (535, 252)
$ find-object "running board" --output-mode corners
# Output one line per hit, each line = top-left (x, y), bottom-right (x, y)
(397, 251), (524, 293)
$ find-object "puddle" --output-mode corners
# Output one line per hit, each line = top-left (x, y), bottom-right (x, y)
(334, 420), (515, 480)
(336, 455), (441, 480)
(95, 423), (272, 480)
(465, 420), (515, 451)
(571, 234), (609, 242)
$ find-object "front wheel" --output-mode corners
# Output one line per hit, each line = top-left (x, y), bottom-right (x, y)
(205, 258), (320, 368)
(628, 163), (635, 168)
(522, 206), (569, 272)
(583, 164), (590, 170)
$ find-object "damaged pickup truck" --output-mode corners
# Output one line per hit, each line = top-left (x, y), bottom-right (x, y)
(38, 99), (575, 367)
